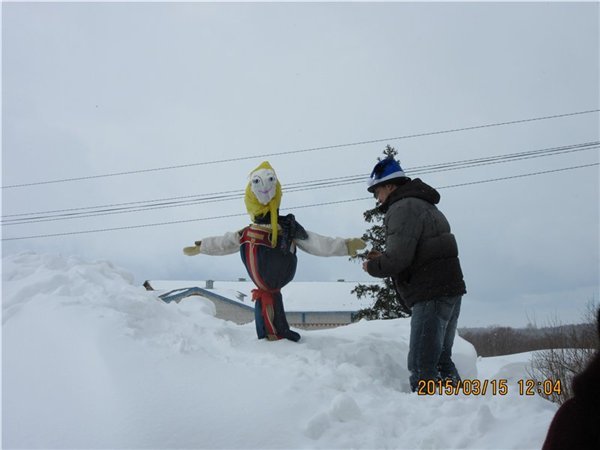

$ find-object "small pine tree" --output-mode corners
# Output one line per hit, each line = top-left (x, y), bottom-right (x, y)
(351, 145), (411, 320)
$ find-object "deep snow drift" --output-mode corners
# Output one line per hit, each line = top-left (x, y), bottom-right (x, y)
(2, 252), (557, 449)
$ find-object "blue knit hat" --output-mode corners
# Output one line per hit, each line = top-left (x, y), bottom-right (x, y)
(367, 157), (407, 193)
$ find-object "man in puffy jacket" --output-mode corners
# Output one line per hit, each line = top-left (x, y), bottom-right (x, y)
(362, 156), (466, 392)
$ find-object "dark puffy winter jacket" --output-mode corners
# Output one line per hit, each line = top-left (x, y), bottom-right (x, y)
(366, 178), (466, 307)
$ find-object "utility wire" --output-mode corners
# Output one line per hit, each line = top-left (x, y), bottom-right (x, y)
(435, 163), (599, 189)
(3, 141), (598, 225)
(2, 109), (598, 189)
(3, 162), (597, 241)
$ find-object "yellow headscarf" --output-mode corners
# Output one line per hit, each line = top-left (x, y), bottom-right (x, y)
(244, 161), (282, 247)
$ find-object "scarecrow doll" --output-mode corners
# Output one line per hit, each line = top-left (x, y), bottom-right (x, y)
(183, 161), (365, 342)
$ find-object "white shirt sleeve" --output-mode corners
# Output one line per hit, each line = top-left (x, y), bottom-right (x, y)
(295, 230), (349, 257)
(199, 231), (242, 256)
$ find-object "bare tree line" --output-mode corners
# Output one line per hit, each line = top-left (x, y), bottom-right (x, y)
(459, 301), (599, 404)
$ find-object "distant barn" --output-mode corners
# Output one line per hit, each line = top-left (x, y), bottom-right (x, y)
(143, 280), (375, 330)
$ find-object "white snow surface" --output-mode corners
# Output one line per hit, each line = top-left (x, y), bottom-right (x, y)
(2, 252), (558, 449)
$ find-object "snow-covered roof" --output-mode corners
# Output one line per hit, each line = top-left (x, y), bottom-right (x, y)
(146, 280), (378, 312)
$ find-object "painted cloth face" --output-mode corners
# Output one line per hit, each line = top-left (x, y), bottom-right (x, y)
(250, 168), (278, 205)
(245, 161), (283, 247)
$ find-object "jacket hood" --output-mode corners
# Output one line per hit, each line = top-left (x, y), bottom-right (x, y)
(381, 178), (440, 212)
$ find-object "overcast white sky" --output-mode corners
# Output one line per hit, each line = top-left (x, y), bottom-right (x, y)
(2, 1), (599, 328)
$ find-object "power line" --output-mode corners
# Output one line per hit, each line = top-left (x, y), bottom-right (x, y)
(3, 162), (597, 241)
(2, 109), (598, 189)
(3, 141), (598, 225)
(435, 163), (599, 189)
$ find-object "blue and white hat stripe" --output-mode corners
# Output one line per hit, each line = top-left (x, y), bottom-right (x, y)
(367, 157), (406, 192)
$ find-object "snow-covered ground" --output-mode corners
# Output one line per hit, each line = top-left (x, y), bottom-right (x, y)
(2, 252), (558, 449)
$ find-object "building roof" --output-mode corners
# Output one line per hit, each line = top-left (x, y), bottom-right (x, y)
(145, 280), (378, 313)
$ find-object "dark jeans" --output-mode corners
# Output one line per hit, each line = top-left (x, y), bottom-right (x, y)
(407, 295), (462, 392)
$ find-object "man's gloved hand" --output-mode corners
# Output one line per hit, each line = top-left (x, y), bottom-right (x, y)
(346, 238), (367, 256)
(363, 250), (382, 272)
(183, 241), (202, 256)
(366, 250), (382, 260)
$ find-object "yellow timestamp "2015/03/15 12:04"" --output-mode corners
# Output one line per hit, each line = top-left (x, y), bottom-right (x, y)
(417, 378), (562, 396)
